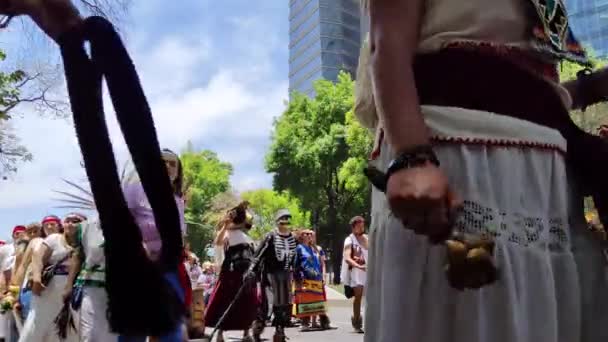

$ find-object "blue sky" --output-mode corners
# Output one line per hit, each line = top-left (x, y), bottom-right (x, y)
(0, 0), (290, 239)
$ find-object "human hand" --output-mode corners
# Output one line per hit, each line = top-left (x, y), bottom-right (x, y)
(31, 280), (45, 296)
(386, 163), (462, 243)
(0, 0), (82, 41)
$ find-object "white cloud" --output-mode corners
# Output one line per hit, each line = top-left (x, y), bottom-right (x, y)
(0, 1), (288, 228)
(133, 35), (212, 97)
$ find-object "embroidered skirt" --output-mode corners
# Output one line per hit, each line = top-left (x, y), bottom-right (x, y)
(364, 105), (608, 342)
(292, 279), (327, 318)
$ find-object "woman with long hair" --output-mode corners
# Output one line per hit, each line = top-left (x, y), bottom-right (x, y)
(204, 202), (258, 342)
(18, 213), (84, 342)
(359, 0), (608, 341)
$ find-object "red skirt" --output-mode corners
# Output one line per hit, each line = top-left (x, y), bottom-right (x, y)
(178, 253), (192, 309)
(204, 269), (259, 331)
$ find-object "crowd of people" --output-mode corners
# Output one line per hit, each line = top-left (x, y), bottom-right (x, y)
(200, 204), (363, 342)
(0, 205), (368, 342)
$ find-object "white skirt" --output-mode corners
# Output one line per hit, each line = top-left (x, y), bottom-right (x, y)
(18, 276), (77, 342)
(78, 287), (117, 342)
(364, 105), (608, 342)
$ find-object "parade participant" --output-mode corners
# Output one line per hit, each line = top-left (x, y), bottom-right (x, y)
(41, 216), (61, 237)
(341, 217), (367, 334)
(123, 147), (190, 341)
(309, 231), (329, 329)
(197, 262), (216, 306)
(204, 202), (257, 342)
(0, 236), (15, 342)
(11, 226), (27, 269)
(294, 229), (330, 331)
(64, 216), (117, 342)
(19, 213), (82, 342)
(12, 223), (46, 321)
(248, 209), (298, 342)
(357, 0), (608, 341)
(10, 217), (60, 328)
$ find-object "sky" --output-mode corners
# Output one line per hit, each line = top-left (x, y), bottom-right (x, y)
(0, 0), (290, 239)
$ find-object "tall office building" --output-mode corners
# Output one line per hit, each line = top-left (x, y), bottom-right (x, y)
(288, 0), (362, 97)
(567, 0), (608, 57)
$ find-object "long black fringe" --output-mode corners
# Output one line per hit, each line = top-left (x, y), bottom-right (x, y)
(58, 16), (184, 336)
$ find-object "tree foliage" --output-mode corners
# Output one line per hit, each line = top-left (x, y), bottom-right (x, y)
(241, 189), (310, 240)
(266, 72), (372, 282)
(181, 147), (233, 258)
(0, 50), (34, 178)
(560, 54), (608, 217)
(0, 1), (133, 178)
(560, 55), (608, 133)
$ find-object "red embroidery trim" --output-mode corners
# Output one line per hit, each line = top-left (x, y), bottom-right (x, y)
(431, 136), (566, 155)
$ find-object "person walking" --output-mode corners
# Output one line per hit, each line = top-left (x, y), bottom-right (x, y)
(341, 216), (367, 334)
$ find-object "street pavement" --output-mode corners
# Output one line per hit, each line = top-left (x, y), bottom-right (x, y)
(194, 287), (365, 342)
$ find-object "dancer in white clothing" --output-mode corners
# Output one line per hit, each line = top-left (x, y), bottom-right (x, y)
(18, 214), (82, 342)
(65, 217), (117, 342)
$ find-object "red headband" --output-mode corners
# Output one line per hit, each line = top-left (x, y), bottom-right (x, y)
(42, 216), (61, 225)
(12, 226), (26, 235)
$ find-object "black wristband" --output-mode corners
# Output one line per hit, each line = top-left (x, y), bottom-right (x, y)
(386, 145), (440, 181)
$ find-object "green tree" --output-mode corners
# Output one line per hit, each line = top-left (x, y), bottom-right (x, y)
(560, 55), (608, 133)
(241, 189), (311, 240)
(181, 148), (233, 258)
(0, 50), (33, 177)
(266, 72), (372, 283)
(560, 54), (608, 217)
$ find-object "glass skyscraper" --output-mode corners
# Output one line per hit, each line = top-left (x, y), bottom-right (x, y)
(567, 0), (608, 57)
(288, 0), (362, 97)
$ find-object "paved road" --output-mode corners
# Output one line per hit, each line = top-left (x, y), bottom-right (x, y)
(196, 301), (365, 342)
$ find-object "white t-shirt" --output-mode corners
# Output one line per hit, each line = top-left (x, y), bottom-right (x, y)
(43, 234), (72, 266)
(0, 244), (15, 273)
(342, 234), (368, 287)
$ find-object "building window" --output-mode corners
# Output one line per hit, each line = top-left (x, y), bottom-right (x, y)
(290, 43), (322, 68)
(290, 57), (323, 82)
(290, 11), (321, 43)
(290, 24), (321, 51)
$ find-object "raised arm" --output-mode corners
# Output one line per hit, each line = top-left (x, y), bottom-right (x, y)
(10, 241), (36, 288)
(370, 0), (428, 153)
(0, 0), (83, 42)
